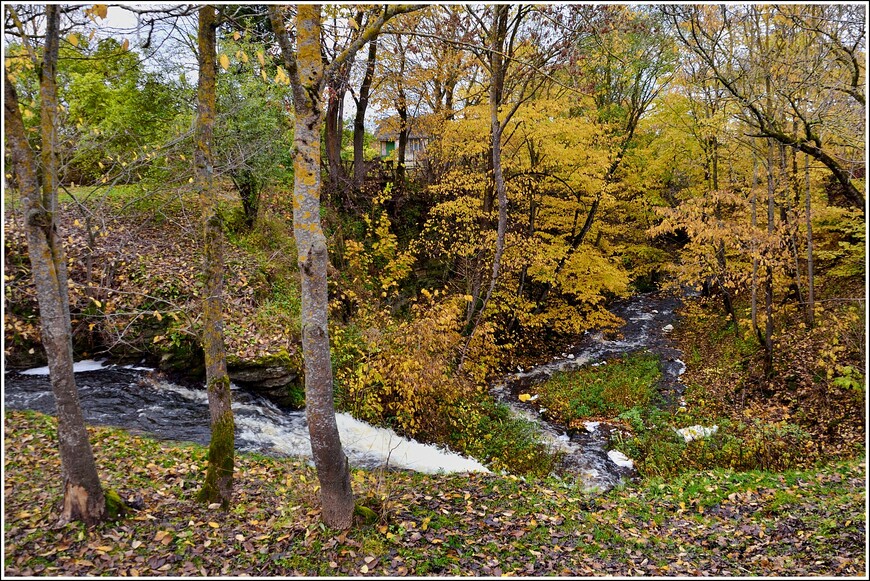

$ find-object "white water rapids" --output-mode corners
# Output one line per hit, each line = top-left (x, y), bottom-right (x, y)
(5, 292), (693, 488)
(5, 361), (488, 474)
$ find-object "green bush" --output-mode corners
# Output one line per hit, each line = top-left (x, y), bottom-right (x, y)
(448, 398), (561, 477)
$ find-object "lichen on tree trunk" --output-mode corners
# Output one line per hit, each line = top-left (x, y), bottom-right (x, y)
(4, 5), (106, 526)
(195, 4), (234, 508)
(269, 2), (419, 530)
(291, 5), (355, 530)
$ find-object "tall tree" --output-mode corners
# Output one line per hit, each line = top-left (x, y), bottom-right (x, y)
(268, 3), (419, 530)
(663, 4), (865, 216)
(804, 152), (815, 328)
(3, 5), (106, 525)
(215, 32), (293, 230)
(323, 7), (364, 194)
(195, 5), (235, 509)
(458, 4), (558, 349)
(530, 6), (675, 311)
(352, 27), (378, 188)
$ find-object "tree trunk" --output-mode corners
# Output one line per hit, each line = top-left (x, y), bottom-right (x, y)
(230, 169), (260, 230)
(763, 138), (776, 375)
(779, 143), (804, 307)
(325, 68), (348, 193)
(4, 6), (106, 526)
(269, 2), (418, 529)
(750, 157), (760, 340)
(353, 37), (378, 188)
(195, 5), (235, 509)
(395, 44), (409, 185)
(711, 136), (738, 332)
(271, 5), (355, 530)
(396, 99), (408, 183)
(460, 5), (509, 361)
(805, 153), (815, 328)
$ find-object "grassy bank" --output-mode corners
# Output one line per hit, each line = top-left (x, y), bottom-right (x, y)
(4, 411), (865, 576)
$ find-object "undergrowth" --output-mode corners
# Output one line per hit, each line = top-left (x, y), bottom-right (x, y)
(531, 351), (661, 429)
(4, 410), (865, 577)
(613, 298), (866, 479)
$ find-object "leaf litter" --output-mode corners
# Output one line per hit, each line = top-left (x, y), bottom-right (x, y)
(3, 410), (865, 576)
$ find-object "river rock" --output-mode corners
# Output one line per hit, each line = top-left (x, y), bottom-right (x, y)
(675, 424), (718, 442)
(228, 364), (302, 408)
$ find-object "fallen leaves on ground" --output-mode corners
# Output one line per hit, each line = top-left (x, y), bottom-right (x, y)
(3, 410), (865, 576)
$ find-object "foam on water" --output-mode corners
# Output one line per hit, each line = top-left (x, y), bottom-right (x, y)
(19, 360), (154, 375)
(152, 380), (210, 404)
(19, 359), (109, 375)
(9, 361), (489, 474)
(335, 413), (489, 474)
(675, 424), (718, 442)
(234, 415), (312, 457)
(607, 450), (634, 469)
(147, 376), (488, 473)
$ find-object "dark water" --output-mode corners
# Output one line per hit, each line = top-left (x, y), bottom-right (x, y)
(490, 292), (687, 491)
(3, 364), (488, 473)
(4, 367), (303, 455)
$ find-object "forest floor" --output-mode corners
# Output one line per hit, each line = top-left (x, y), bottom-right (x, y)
(4, 410), (865, 577)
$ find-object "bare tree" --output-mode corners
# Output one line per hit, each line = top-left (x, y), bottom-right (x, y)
(663, 4), (865, 216)
(3, 5), (106, 525)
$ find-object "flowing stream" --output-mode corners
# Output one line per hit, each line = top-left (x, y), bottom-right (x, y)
(490, 292), (687, 492)
(3, 362), (488, 475)
(3, 292), (684, 488)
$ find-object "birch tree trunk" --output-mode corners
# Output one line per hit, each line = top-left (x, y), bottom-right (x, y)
(195, 4), (235, 509)
(296, 7), (355, 529)
(3, 5), (106, 525)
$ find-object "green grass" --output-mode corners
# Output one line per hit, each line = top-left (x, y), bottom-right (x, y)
(533, 350), (661, 426)
(4, 184), (144, 209)
(447, 397), (563, 477)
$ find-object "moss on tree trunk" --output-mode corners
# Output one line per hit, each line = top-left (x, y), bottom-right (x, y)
(195, 5), (234, 508)
(197, 390), (235, 508)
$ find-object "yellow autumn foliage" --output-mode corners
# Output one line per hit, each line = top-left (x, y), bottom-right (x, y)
(333, 294), (497, 443)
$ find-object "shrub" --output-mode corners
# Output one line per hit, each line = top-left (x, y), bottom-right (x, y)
(331, 292), (557, 475)
(333, 295), (474, 440)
